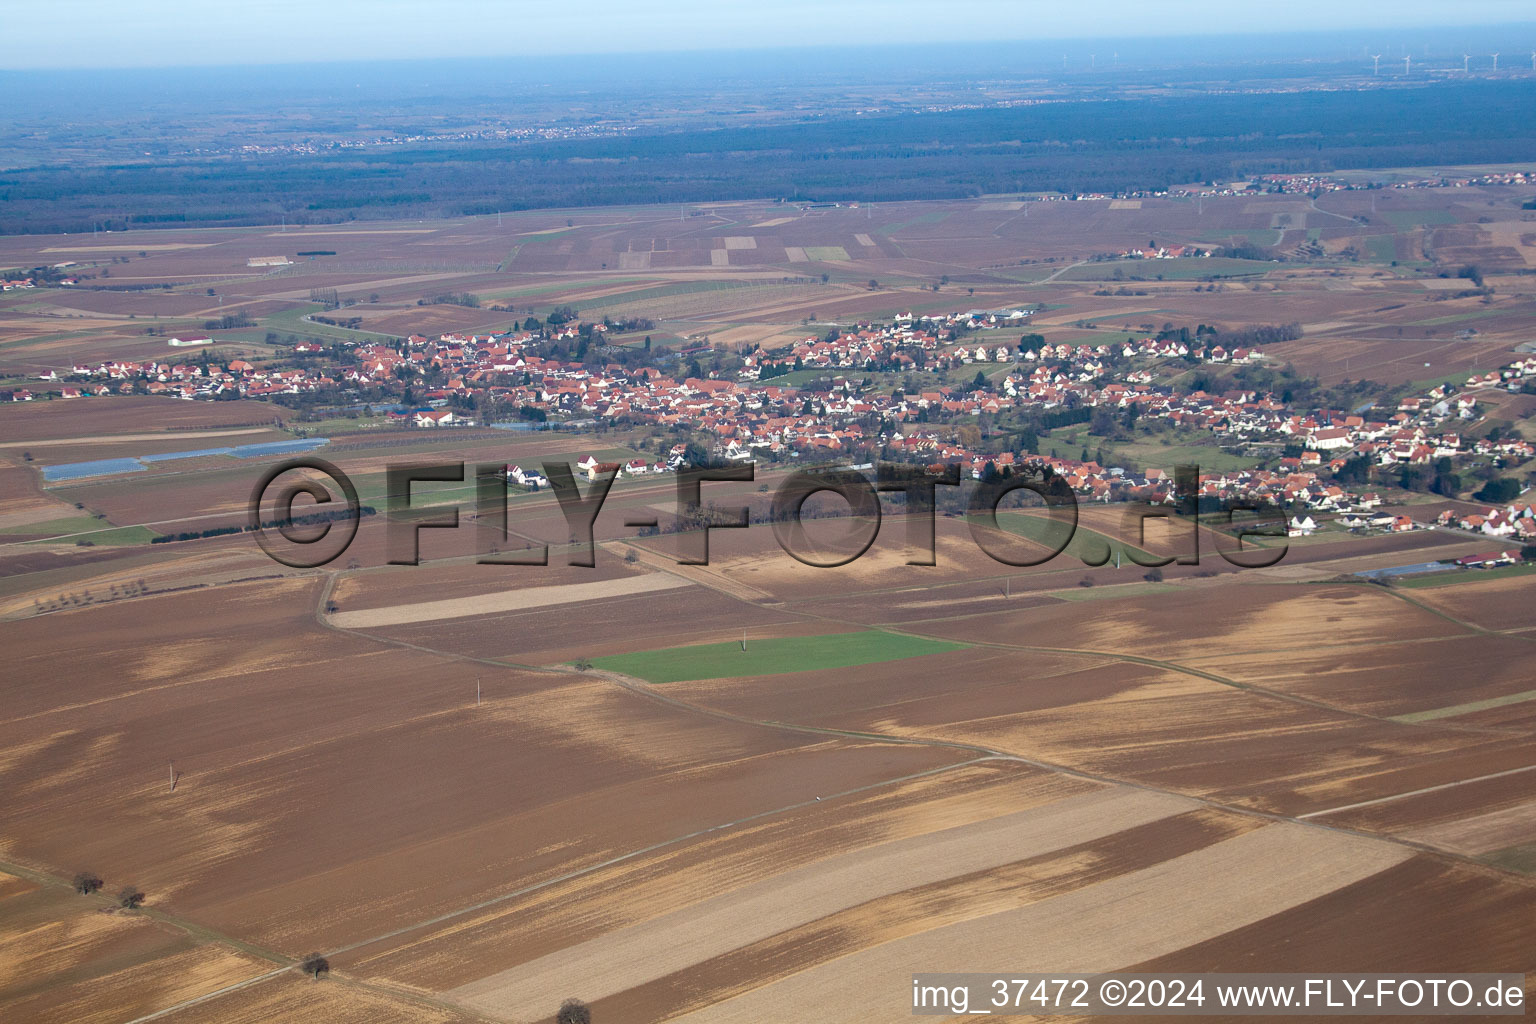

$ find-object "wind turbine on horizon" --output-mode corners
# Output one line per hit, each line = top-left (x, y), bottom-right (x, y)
(1462, 54), (1471, 73)
(1490, 52), (1500, 72)
(1402, 54), (1412, 75)
(1370, 53), (1382, 76)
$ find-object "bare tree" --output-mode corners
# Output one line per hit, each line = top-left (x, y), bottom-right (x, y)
(301, 953), (330, 980)
(73, 872), (103, 895)
(556, 999), (592, 1024)
(117, 885), (145, 909)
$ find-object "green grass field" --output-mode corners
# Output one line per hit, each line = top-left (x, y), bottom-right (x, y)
(1484, 843), (1536, 875)
(476, 276), (649, 302)
(1379, 209), (1458, 231)
(559, 279), (764, 311)
(1038, 425), (1258, 474)
(1193, 229), (1280, 246)
(258, 303), (404, 344)
(1058, 257), (1274, 282)
(1411, 308), (1506, 328)
(586, 630), (968, 683)
(1404, 369), (1475, 392)
(27, 524), (159, 547)
(879, 210), (951, 234)
(1392, 562), (1536, 590)
(987, 510), (1154, 566)
(1366, 234), (1398, 262)
(5, 515), (107, 536)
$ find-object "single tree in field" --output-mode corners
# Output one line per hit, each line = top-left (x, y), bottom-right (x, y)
(73, 872), (103, 895)
(1143, 567), (1164, 582)
(301, 953), (330, 980)
(556, 999), (592, 1024)
(117, 885), (145, 909)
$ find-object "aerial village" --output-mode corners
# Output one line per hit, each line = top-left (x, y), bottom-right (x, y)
(16, 307), (1536, 547)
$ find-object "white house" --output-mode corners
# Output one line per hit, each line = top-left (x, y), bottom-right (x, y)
(507, 465), (547, 488)
(1308, 428), (1352, 451)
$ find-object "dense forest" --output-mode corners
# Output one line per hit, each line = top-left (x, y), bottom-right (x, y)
(3, 81), (1535, 233)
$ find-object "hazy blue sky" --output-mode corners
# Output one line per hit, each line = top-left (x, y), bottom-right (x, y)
(6, 0), (1535, 68)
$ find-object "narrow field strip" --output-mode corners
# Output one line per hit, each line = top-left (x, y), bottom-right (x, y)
(586, 630), (968, 683)
(671, 822), (1410, 1022)
(1298, 764), (1536, 820)
(1392, 688), (1536, 724)
(328, 573), (691, 628)
(448, 788), (1192, 1020)
(1399, 798), (1536, 856)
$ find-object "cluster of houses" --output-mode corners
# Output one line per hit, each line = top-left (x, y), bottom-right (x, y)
(1451, 550), (1525, 569)
(1263, 372), (1536, 474)
(1168, 169), (1535, 199)
(744, 311), (1033, 378)
(15, 310), (1533, 541)
(744, 316), (1250, 382)
(509, 446), (700, 487)
(1435, 504), (1536, 542)
(34, 358), (322, 400)
(1113, 245), (1210, 260)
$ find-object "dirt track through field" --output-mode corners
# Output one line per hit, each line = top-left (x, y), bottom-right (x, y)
(327, 572), (692, 627)
(1399, 798), (1536, 855)
(448, 787), (1192, 1020)
(0, 428), (271, 449)
(670, 822), (1411, 1023)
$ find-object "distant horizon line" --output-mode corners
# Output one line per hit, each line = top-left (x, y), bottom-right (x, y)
(5, 22), (1536, 73)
